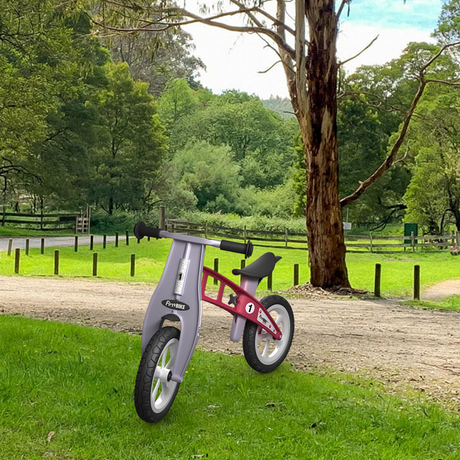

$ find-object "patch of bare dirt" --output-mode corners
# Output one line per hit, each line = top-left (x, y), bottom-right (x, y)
(423, 279), (460, 302)
(1, 276), (460, 408)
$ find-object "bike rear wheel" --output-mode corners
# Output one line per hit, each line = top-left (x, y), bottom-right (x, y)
(242, 295), (294, 373)
(134, 326), (181, 423)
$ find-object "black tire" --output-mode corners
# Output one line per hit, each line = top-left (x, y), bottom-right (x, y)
(242, 295), (294, 373)
(134, 326), (181, 423)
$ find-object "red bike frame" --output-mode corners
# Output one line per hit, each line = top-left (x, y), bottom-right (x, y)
(201, 266), (282, 341)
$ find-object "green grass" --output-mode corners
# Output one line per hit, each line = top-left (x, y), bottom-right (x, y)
(402, 295), (460, 311)
(0, 226), (76, 237)
(1, 316), (460, 460)
(0, 237), (459, 296)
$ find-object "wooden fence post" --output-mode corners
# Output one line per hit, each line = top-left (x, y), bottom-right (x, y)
(369, 233), (373, 253)
(54, 250), (59, 275)
(25, 239), (30, 256)
(14, 248), (20, 274)
(411, 231), (415, 253)
(74, 236), (78, 252)
(243, 225), (247, 244)
(414, 265), (420, 300)
(457, 231), (460, 246)
(40, 238), (45, 255)
(7, 238), (12, 256)
(125, 230), (129, 246)
(93, 253), (98, 277)
(103, 234), (107, 249)
(131, 254), (135, 277)
(284, 229), (288, 248)
(90, 235), (94, 251)
(267, 272), (273, 291)
(293, 263), (299, 286)
(213, 258), (219, 285)
(115, 232), (119, 247)
(374, 264), (381, 297)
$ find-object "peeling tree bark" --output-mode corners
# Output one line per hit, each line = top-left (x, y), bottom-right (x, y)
(300, 0), (350, 287)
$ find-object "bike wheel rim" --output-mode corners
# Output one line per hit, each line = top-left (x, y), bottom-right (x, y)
(150, 338), (179, 413)
(255, 304), (291, 365)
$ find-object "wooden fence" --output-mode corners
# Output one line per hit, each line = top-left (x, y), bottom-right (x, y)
(165, 219), (460, 253)
(1, 212), (89, 233)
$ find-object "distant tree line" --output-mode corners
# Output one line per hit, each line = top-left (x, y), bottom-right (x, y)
(1, 0), (460, 237)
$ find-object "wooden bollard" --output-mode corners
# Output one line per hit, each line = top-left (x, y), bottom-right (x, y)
(267, 272), (273, 291)
(14, 248), (20, 274)
(40, 238), (45, 255)
(414, 265), (420, 300)
(74, 236), (78, 252)
(374, 263), (381, 298)
(93, 253), (98, 277)
(90, 235), (94, 251)
(126, 230), (129, 246)
(213, 258), (219, 285)
(115, 232), (119, 247)
(25, 239), (30, 256)
(131, 254), (135, 277)
(54, 250), (59, 275)
(294, 263), (299, 286)
(7, 239), (12, 256)
(103, 234), (107, 249)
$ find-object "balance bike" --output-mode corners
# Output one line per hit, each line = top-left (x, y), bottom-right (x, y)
(133, 222), (295, 423)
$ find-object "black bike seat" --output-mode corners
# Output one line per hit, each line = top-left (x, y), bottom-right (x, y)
(232, 252), (281, 280)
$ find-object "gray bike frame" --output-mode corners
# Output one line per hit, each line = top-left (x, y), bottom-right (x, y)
(141, 230), (256, 384)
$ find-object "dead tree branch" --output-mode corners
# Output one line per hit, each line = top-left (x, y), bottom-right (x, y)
(341, 41), (460, 207)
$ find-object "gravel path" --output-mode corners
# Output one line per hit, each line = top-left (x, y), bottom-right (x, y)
(1, 276), (459, 407)
(0, 235), (119, 251)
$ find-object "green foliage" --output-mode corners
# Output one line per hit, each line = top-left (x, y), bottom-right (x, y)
(157, 78), (200, 130)
(172, 141), (241, 213)
(88, 62), (167, 215)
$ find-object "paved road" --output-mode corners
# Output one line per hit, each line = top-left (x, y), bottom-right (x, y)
(0, 235), (120, 251)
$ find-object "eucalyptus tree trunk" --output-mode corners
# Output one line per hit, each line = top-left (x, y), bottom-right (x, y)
(296, 0), (350, 287)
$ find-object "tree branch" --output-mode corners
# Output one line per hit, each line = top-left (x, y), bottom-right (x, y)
(93, 6), (296, 59)
(338, 35), (379, 67)
(337, 0), (351, 21)
(341, 40), (460, 207)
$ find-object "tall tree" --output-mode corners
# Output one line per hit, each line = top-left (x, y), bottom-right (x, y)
(94, 1), (460, 288)
(88, 62), (166, 214)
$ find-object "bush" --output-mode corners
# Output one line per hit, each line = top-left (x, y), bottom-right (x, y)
(90, 210), (159, 234)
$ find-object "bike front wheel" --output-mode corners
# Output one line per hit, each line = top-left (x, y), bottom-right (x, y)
(242, 295), (294, 373)
(134, 326), (181, 423)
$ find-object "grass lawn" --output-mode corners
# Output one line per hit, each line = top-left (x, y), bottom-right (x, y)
(1, 316), (459, 460)
(402, 295), (460, 311)
(0, 237), (459, 296)
(0, 227), (76, 237)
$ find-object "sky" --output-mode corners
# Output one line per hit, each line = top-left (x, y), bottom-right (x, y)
(182, 0), (444, 99)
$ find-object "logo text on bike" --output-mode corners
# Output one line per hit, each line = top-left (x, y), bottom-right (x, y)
(162, 299), (190, 311)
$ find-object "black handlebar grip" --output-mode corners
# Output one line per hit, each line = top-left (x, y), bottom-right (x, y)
(220, 240), (253, 259)
(134, 221), (162, 240)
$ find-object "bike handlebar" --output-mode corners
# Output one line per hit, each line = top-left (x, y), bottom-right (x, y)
(134, 221), (162, 240)
(220, 240), (253, 258)
(134, 221), (253, 258)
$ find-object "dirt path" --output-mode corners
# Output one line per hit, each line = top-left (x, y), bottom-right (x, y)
(1, 276), (459, 407)
(423, 279), (460, 301)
